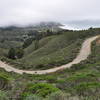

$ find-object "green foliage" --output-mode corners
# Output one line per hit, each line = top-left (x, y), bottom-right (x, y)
(3, 28), (100, 70)
(23, 83), (60, 98)
(75, 82), (100, 90)
(19, 29), (100, 70)
(0, 90), (9, 100)
(16, 48), (24, 59)
(67, 72), (98, 82)
(45, 91), (79, 100)
(0, 28), (100, 100)
(0, 73), (13, 90)
(23, 94), (42, 100)
(34, 40), (39, 50)
(8, 48), (16, 59)
(75, 82), (100, 96)
(23, 38), (34, 49)
(20, 32), (83, 70)
(8, 48), (24, 59)
(0, 40), (23, 49)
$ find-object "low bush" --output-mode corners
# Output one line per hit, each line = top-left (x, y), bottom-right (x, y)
(22, 83), (60, 98)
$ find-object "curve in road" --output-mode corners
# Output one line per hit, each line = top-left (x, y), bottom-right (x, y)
(0, 35), (99, 75)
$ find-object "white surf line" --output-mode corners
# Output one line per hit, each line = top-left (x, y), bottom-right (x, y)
(0, 35), (99, 75)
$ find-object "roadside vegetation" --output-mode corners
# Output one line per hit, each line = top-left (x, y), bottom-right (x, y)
(0, 27), (99, 99)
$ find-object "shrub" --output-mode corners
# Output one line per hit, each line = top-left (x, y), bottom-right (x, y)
(23, 83), (60, 98)
(16, 48), (24, 59)
(0, 90), (9, 100)
(8, 48), (16, 59)
(0, 74), (11, 90)
(23, 38), (34, 49)
(8, 48), (24, 59)
(75, 82), (100, 96)
(45, 91), (79, 100)
(23, 94), (42, 100)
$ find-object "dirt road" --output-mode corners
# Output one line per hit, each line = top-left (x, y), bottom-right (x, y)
(0, 35), (99, 75)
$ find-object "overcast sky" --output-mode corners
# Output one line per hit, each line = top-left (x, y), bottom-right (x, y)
(0, 0), (100, 27)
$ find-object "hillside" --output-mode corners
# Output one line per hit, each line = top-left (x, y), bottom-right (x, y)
(5, 28), (99, 70)
(0, 35), (99, 75)
(0, 28), (100, 100)
(0, 30), (99, 99)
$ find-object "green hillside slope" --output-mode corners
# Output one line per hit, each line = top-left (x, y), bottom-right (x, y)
(14, 29), (99, 70)
(0, 28), (99, 99)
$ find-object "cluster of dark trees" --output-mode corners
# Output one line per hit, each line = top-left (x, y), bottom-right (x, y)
(22, 37), (34, 48)
(8, 48), (24, 59)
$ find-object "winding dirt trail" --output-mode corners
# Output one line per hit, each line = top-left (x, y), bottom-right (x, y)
(0, 35), (99, 75)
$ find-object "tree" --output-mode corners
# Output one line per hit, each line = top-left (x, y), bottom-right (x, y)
(16, 48), (24, 59)
(8, 48), (24, 59)
(34, 40), (39, 50)
(8, 48), (16, 59)
(23, 38), (34, 49)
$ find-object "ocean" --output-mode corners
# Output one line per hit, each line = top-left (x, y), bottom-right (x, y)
(60, 20), (100, 30)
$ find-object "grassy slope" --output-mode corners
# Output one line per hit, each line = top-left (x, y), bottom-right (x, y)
(0, 41), (23, 49)
(16, 29), (98, 70)
(24, 36), (53, 55)
(0, 48), (8, 57)
(17, 31), (84, 69)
